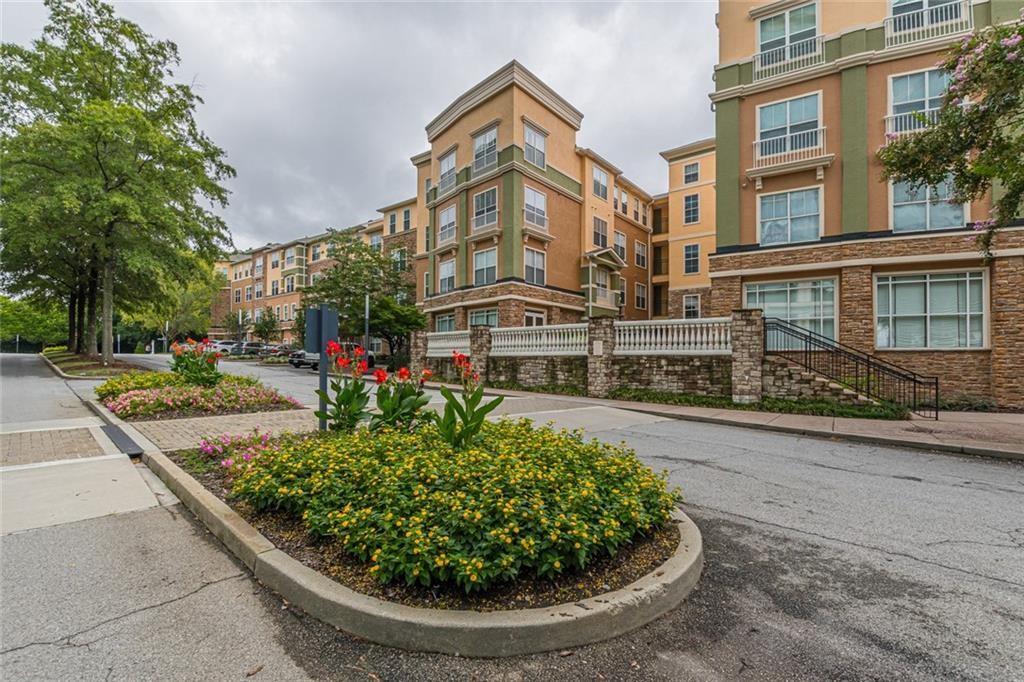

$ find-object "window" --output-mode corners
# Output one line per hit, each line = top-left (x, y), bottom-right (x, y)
(285, 248), (296, 266)
(684, 244), (700, 274)
(245, 286), (252, 301)
(618, 278), (627, 306)
(403, 208), (411, 231)
(438, 205), (456, 243)
(592, 167), (608, 199)
(758, 3), (817, 64)
(473, 188), (498, 230)
(469, 309), (498, 327)
(234, 289), (241, 303)
(389, 213), (397, 234)
(438, 150), (456, 194)
(595, 268), (609, 294)
(890, 69), (949, 132)
(684, 162), (699, 184)
(524, 186), (547, 228)
(635, 283), (648, 310)
(438, 259), (455, 293)
(593, 217), (608, 248)
(613, 231), (627, 260)
(271, 253), (279, 268)
(370, 338), (384, 354)
(758, 93), (820, 155)
(285, 276), (295, 293)
(745, 279), (836, 338)
(524, 123), (546, 168)
(311, 272), (322, 284)
(391, 248), (407, 272)
(684, 194), (700, 224)
(436, 314), (455, 332)
(291, 304), (297, 320)
(621, 189), (629, 214)
(634, 199), (640, 222)
(425, 178), (432, 195)
(254, 308), (262, 323)
(254, 259), (263, 275)
(423, 271), (430, 297)
(370, 234), (382, 251)
(255, 282), (263, 299)
(525, 247), (545, 285)
(275, 305), (281, 320)
(892, 178), (963, 232)
(891, 0), (967, 34)
(876, 272), (984, 349)
(310, 245), (320, 262)
(684, 295), (700, 319)
(524, 310), (546, 326)
(473, 248), (497, 286)
(759, 188), (820, 245)
(473, 126), (497, 171)
(641, 202), (647, 226)
(635, 242), (648, 268)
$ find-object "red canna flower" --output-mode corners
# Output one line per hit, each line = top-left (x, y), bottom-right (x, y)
(325, 340), (341, 357)
(397, 367), (411, 381)
(357, 360), (368, 374)
(353, 346), (365, 357)
(337, 356), (351, 368)
(373, 368), (388, 385)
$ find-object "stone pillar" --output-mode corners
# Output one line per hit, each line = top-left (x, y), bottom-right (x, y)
(409, 330), (428, 378)
(587, 317), (616, 398)
(730, 309), (764, 404)
(991, 255), (1024, 409)
(469, 325), (492, 383)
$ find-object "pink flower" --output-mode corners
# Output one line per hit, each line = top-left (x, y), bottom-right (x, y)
(1007, 51), (1019, 62)
(220, 458), (234, 468)
(1000, 34), (1022, 48)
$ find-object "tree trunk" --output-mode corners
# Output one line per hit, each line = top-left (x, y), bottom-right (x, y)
(101, 258), (114, 365)
(75, 282), (87, 354)
(67, 290), (78, 350)
(85, 266), (99, 357)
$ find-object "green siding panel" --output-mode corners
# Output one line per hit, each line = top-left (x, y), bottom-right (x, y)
(715, 98), (742, 248)
(457, 192), (468, 286)
(841, 64), (870, 234)
(501, 171), (523, 278)
(427, 206), (436, 295)
(715, 64), (741, 90)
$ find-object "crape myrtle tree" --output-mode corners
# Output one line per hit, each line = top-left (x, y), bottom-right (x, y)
(877, 12), (1024, 256)
(302, 231), (425, 357)
(1, 0), (234, 364)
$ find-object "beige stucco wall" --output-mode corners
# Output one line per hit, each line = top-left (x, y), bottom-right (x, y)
(512, 85), (581, 181)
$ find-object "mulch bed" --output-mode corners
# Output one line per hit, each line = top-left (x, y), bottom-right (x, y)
(169, 450), (680, 612)
(47, 353), (149, 377)
(122, 403), (303, 422)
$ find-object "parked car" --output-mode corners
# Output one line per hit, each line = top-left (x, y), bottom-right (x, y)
(226, 342), (246, 356)
(289, 344), (375, 371)
(212, 340), (236, 353)
(241, 342), (264, 355)
(260, 344), (294, 358)
(287, 350), (311, 368)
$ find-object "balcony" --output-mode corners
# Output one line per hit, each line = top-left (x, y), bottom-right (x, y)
(591, 288), (621, 309)
(884, 0), (972, 48)
(753, 36), (824, 82)
(748, 127), (834, 189)
(885, 108), (941, 136)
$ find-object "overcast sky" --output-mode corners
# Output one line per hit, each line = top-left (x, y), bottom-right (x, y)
(3, 1), (718, 251)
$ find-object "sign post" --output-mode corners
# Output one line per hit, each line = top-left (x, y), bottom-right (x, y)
(306, 304), (339, 432)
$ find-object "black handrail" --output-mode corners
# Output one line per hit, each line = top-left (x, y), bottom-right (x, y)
(763, 317), (939, 419)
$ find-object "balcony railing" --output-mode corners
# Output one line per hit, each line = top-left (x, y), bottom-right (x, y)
(753, 36), (824, 82)
(524, 209), (548, 230)
(472, 210), (498, 232)
(490, 324), (588, 357)
(425, 330), (470, 358)
(884, 109), (941, 135)
(752, 127), (827, 169)
(592, 288), (621, 309)
(614, 318), (732, 356)
(884, 0), (972, 48)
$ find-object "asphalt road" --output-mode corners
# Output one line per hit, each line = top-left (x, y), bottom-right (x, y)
(3, 354), (1023, 680)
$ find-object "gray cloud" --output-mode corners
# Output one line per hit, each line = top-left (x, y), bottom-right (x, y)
(2, 1), (717, 250)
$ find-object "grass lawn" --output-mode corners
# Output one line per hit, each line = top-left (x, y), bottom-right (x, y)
(43, 351), (150, 377)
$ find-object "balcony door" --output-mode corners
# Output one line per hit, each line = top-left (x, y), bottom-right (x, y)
(758, 93), (820, 157)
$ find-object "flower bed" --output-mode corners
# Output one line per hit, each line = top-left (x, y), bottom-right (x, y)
(105, 383), (301, 421)
(95, 370), (257, 401)
(191, 419), (678, 598)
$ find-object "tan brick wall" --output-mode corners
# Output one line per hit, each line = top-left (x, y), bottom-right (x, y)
(668, 287), (712, 318)
(424, 282), (585, 330)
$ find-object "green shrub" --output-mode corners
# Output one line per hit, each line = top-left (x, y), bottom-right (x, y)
(170, 340), (222, 387)
(487, 380), (586, 397)
(105, 383), (300, 419)
(95, 371), (185, 400)
(608, 387), (910, 420)
(134, 341), (146, 354)
(939, 393), (996, 412)
(42, 345), (68, 355)
(224, 419), (679, 591)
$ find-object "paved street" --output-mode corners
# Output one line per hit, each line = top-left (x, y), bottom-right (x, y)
(2, 353), (1023, 680)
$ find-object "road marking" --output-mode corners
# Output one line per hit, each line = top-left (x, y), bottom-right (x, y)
(0, 417), (104, 434)
(0, 452), (125, 473)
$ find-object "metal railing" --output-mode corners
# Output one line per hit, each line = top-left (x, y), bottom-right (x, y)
(753, 128), (827, 169)
(490, 323), (588, 357)
(885, 108), (941, 135)
(615, 318), (732, 356)
(753, 36), (824, 81)
(425, 330), (470, 358)
(763, 317), (939, 418)
(884, 0), (972, 48)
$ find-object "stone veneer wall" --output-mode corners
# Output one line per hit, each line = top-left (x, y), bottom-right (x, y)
(613, 356), (732, 396)
(762, 356), (869, 405)
(487, 357), (588, 389)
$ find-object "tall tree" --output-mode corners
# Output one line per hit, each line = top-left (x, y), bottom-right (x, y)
(877, 14), (1024, 255)
(221, 310), (249, 342)
(0, 296), (68, 345)
(251, 307), (280, 344)
(131, 268), (226, 340)
(1, 0), (234, 363)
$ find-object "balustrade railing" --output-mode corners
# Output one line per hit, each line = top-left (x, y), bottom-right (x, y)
(753, 36), (824, 81)
(885, 109), (941, 135)
(753, 128), (827, 169)
(884, 0), (972, 48)
(490, 324), (588, 357)
(614, 318), (732, 356)
(425, 330), (470, 358)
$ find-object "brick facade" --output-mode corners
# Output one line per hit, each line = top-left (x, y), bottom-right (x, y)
(729, 309), (763, 404)
(423, 282), (586, 331)
(667, 286), (712, 319)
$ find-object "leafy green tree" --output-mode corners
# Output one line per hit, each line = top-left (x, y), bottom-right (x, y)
(877, 14), (1024, 255)
(130, 269), (225, 341)
(0, 296), (68, 344)
(293, 307), (306, 348)
(1, 0), (234, 364)
(252, 307), (280, 344)
(221, 310), (249, 342)
(369, 296), (426, 358)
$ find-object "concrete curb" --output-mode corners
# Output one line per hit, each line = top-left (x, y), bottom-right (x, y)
(142, 449), (704, 656)
(38, 352), (116, 381)
(84, 399), (162, 455)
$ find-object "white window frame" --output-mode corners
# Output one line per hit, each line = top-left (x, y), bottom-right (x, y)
(874, 269), (987, 350)
(683, 294), (701, 319)
(756, 185), (823, 246)
(473, 126), (498, 172)
(389, 213), (397, 234)
(391, 248), (407, 272)
(469, 308), (498, 327)
(438, 150), (456, 194)
(524, 186), (547, 229)
(524, 247), (545, 286)
(745, 277), (837, 339)
(285, 276), (295, 293)
(755, 91), (823, 155)
(436, 314), (455, 332)
(524, 309), (546, 326)
(438, 205), (456, 244)
(403, 208), (411, 231)
(234, 289), (241, 303)
(245, 286), (252, 301)
(594, 267), (609, 294)
(285, 248), (296, 266)
(684, 194), (700, 224)
(473, 247), (497, 286)
(635, 241), (648, 269)
(592, 166), (608, 200)
(438, 259), (455, 294)
(635, 282), (648, 310)
(524, 123), (546, 169)
(593, 216), (608, 248)
(889, 179), (966, 233)
(888, 67), (949, 133)
(423, 271), (430, 297)
(756, 3), (819, 60)
(369, 234), (382, 251)
(473, 187), (498, 231)
(255, 282), (263, 299)
(683, 162), (700, 184)
(684, 244), (700, 274)
(613, 231), (627, 260)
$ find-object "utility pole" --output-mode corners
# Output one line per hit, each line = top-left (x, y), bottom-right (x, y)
(364, 292), (370, 353)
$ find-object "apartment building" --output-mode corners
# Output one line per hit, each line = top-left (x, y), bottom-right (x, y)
(652, 138), (717, 320)
(415, 61), (655, 331)
(707, 0), (1024, 407)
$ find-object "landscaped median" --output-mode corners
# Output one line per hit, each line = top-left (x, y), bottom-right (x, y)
(39, 345), (149, 379)
(140, 345), (704, 655)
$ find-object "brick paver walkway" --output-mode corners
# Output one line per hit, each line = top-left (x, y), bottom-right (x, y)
(131, 409), (317, 451)
(1, 428), (105, 466)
